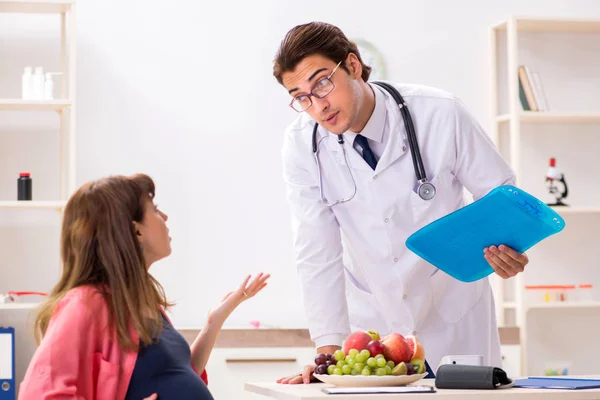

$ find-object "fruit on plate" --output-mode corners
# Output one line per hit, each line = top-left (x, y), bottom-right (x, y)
(391, 361), (407, 376)
(390, 360), (424, 376)
(366, 339), (385, 357)
(314, 353), (328, 366)
(410, 359), (426, 374)
(315, 364), (328, 375)
(333, 349), (346, 361)
(342, 331), (372, 355)
(314, 329), (427, 377)
(365, 329), (380, 340)
(405, 334), (425, 361)
(381, 332), (412, 364)
(314, 351), (397, 376)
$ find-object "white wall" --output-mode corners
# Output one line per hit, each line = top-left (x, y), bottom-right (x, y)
(2, 0), (600, 384)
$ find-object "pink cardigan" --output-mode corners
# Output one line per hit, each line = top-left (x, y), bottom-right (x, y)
(18, 285), (207, 400)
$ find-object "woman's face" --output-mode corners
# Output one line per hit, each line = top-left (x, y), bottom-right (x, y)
(135, 198), (171, 267)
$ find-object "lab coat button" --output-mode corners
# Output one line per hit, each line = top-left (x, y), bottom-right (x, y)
(373, 174), (378, 180)
(402, 145), (407, 152)
(403, 294), (408, 300)
(413, 331), (417, 336)
(394, 257), (399, 262)
(384, 218), (389, 223)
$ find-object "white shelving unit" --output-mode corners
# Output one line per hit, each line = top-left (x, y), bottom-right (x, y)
(489, 16), (600, 377)
(0, 0), (76, 311)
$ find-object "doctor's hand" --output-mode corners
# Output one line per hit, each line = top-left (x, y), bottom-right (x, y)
(276, 364), (316, 385)
(143, 394), (157, 400)
(484, 245), (528, 279)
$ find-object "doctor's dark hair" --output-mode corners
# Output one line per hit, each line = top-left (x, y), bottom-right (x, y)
(273, 21), (372, 84)
(33, 173), (173, 352)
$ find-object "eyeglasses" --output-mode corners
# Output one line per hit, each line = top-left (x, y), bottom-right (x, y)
(289, 60), (343, 112)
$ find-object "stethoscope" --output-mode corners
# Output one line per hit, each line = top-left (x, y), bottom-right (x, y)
(312, 81), (436, 207)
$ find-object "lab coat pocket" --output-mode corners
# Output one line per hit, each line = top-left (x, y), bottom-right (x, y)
(429, 270), (484, 324)
(93, 352), (121, 400)
(344, 269), (390, 334)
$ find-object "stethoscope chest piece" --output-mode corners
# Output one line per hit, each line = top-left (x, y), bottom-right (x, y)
(418, 181), (436, 201)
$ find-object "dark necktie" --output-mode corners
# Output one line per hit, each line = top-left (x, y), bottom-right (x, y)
(354, 134), (378, 170)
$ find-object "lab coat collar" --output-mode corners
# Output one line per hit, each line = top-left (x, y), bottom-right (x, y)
(374, 83), (410, 174)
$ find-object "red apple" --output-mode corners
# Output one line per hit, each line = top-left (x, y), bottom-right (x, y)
(382, 333), (412, 364)
(342, 331), (372, 354)
(366, 340), (385, 357)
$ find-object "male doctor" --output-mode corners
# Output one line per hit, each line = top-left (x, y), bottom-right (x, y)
(273, 22), (529, 384)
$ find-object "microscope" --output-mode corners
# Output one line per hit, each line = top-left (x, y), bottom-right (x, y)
(546, 157), (569, 206)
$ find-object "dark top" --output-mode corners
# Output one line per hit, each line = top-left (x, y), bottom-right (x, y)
(125, 314), (214, 400)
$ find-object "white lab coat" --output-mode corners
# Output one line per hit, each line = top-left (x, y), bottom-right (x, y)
(281, 82), (515, 370)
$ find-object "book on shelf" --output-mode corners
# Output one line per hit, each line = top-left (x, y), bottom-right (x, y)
(518, 65), (549, 112)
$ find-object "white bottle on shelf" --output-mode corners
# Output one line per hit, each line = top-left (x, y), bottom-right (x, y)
(32, 66), (44, 100)
(21, 66), (33, 100)
(44, 73), (53, 100)
(43, 72), (63, 100)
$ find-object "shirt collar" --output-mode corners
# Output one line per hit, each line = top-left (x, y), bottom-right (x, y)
(343, 83), (387, 145)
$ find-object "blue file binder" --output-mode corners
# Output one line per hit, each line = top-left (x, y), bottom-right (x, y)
(0, 327), (15, 400)
(406, 185), (566, 282)
(513, 377), (600, 390)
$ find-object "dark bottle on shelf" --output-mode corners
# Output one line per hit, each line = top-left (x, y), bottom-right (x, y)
(18, 172), (32, 200)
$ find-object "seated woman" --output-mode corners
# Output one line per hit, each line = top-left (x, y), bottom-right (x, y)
(18, 173), (269, 400)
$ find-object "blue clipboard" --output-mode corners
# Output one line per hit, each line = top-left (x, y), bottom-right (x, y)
(405, 185), (566, 282)
(513, 377), (600, 390)
(0, 327), (15, 400)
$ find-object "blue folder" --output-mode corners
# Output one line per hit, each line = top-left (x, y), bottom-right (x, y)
(0, 327), (15, 400)
(406, 185), (566, 282)
(513, 377), (600, 390)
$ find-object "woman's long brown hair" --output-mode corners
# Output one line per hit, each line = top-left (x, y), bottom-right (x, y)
(33, 173), (173, 351)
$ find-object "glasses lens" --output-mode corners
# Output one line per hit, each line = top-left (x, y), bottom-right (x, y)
(313, 78), (334, 98)
(291, 97), (311, 112)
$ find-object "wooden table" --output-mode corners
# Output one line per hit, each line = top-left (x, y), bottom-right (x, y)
(245, 377), (600, 399)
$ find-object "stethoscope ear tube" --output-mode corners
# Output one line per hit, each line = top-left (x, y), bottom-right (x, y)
(371, 81), (427, 183)
(401, 102), (427, 181)
(312, 123), (319, 153)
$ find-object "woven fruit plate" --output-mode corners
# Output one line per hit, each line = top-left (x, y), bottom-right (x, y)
(313, 372), (428, 387)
